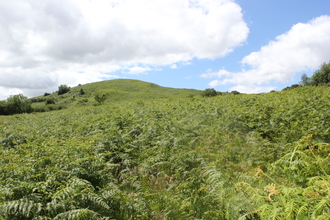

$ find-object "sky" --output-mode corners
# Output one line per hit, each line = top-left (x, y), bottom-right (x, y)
(1, 0), (330, 100)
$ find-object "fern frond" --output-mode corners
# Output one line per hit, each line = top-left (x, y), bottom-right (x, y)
(316, 213), (330, 220)
(53, 208), (110, 220)
(82, 192), (111, 211)
(312, 198), (330, 219)
(1, 198), (42, 219)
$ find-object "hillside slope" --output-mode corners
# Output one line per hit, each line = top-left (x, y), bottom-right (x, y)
(32, 79), (201, 108)
(1, 86), (330, 219)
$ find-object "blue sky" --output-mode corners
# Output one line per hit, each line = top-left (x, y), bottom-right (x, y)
(134, 0), (330, 92)
(1, 0), (330, 100)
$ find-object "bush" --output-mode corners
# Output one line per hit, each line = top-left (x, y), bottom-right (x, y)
(58, 85), (70, 95)
(282, 84), (301, 91)
(231, 90), (240, 95)
(94, 92), (107, 105)
(201, 88), (218, 97)
(5, 94), (33, 115)
(44, 92), (51, 96)
(79, 88), (85, 95)
(46, 98), (56, 105)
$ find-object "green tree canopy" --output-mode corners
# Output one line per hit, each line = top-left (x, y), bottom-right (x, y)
(5, 94), (33, 115)
(201, 88), (218, 97)
(310, 61), (330, 86)
(58, 85), (70, 95)
(299, 73), (311, 86)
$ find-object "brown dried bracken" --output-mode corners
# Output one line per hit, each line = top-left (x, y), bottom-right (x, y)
(264, 183), (280, 202)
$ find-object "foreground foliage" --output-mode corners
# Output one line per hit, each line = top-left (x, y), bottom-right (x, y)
(0, 86), (329, 219)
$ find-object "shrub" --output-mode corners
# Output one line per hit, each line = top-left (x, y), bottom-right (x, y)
(5, 94), (33, 114)
(282, 84), (301, 91)
(231, 90), (240, 95)
(201, 88), (217, 97)
(58, 85), (70, 95)
(79, 88), (85, 95)
(94, 92), (107, 105)
(46, 98), (56, 105)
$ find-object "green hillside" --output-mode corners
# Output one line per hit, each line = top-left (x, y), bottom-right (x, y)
(31, 79), (201, 110)
(1, 85), (330, 219)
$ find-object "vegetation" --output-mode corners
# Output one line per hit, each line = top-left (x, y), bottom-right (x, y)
(94, 92), (107, 105)
(58, 85), (70, 95)
(79, 88), (85, 95)
(300, 61), (330, 86)
(201, 88), (218, 97)
(0, 94), (33, 115)
(0, 81), (329, 219)
(45, 98), (56, 105)
(231, 90), (240, 95)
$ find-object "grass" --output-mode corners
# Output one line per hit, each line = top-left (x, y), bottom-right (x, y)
(31, 79), (202, 109)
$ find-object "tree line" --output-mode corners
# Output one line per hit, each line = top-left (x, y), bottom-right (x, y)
(0, 85), (71, 115)
(300, 61), (330, 86)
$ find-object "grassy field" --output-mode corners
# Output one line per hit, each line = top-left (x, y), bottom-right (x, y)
(1, 81), (330, 219)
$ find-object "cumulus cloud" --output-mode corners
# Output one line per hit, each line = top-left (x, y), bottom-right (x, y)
(0, 0), (248, 100)
(203, 15), (330, 93)
(124, 66), (151, 74)
(200, 69), (231, 78)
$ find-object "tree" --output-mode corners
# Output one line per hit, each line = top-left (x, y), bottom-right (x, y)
(94, 92), (106, 105)
(5, 94), (33, 114)
(0, 101), (8, 115)
(201, 88), (218, 97)
(58, 85), (70, 95)
(79, 88), (85, 95)
(310, 61), (330, 86)
(299, 73), (311, 86)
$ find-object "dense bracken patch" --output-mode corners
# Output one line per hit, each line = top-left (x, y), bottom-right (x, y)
(0, 86), (329, 219)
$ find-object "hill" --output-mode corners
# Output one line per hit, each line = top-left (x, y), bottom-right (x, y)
(1, 85), (330, 219)
(31, 79), (202, 110)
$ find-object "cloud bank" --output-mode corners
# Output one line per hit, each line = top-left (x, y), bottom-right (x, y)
(202, 15), (330, 93)
(0, 0), (248, 100)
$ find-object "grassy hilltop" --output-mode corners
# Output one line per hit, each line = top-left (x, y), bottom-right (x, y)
(31, 79), (201, 110)
(0, 81), (330, 219)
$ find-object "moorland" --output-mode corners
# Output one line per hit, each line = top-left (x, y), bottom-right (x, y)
(0, 75), (330, 219)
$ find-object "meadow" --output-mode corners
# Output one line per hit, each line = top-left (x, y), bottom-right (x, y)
(0, 80), (329, 219)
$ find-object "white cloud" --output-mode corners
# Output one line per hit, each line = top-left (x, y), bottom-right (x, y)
(204, 15), (330, 93)
(170, 64), (178, 69)
(228, 84), (276, 94)
(0, 0), (248, 100)
(124, 66), (151, 74)
(200, 69), (231, 78)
